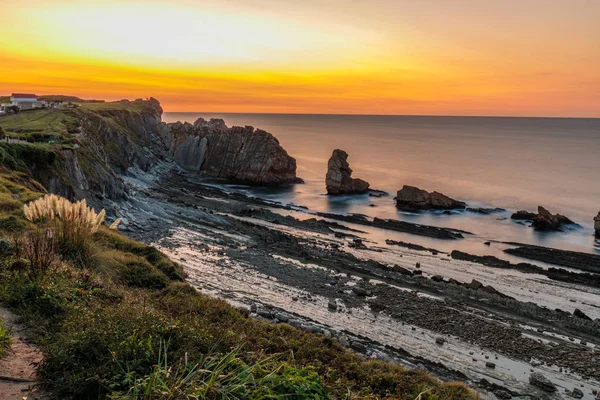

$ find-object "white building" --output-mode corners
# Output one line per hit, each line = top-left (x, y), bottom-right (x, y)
(6, 93), (46, 111)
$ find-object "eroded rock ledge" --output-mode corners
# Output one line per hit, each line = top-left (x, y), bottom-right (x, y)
(160, 118), (300, 185)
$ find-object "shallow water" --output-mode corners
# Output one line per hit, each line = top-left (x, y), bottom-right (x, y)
(163, 112), (600, 253)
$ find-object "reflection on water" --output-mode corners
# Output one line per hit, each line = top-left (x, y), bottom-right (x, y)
(164, 112), (600, 253)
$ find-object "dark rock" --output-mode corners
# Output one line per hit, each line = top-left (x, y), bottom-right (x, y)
(485, 362), (496, 369)
(386, 239), (442, 254)
(511, 210), (537, 220)
(571, 388), (584, 399)
(504, 243), (600, 274)
(391, 264), (413, 275)
(529, 372), (557, 392)
(395, 185), (467, 211)
(494, 389), (513, 400)
(469, 279), (484, 290)
(466, 207), (506, 214)
(352, 287), (368, 296)
(431, 275), (444, 282)
(328, 300), (337, 311)
(595, 212), (600, 237)
(512, 206), (577, 231)
(325, 149), (369, 195)
(573, 308), (592, 320)
(435, 337), (445, 345)
(368, 189), (389, 197)
(162, 119), (300, 185)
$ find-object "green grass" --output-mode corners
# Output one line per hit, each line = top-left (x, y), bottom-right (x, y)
(79, 100), (148, 113)
(0, 318), (10, 358)
(0, 108), (79, 137)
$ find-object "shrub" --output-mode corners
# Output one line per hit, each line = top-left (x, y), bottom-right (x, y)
(23, 194), (120, 265)
(14, 227), (57, 280)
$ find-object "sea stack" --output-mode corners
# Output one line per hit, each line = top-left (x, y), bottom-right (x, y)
(594, 212), (600, 237)
(395, 185), (467, 211)
(325, 149), (370, 195)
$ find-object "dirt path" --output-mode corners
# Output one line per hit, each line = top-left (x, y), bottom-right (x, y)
(0, 307), (46, 400)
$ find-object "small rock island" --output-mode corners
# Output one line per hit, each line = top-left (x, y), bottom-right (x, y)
(395, 185), (467, 211)
(325, 149), (370, 195)
(511, 206), (577, 231)
(595, 212), (600, 237)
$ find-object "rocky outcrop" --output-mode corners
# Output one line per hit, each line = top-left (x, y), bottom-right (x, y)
(529, 372), (556, 392)
(595, 212), (600, 237)
(395, 185), (466, 211)
(511, 206), (576, 231)
(161, 118), (299, 185)
(13, 98), (168, 209)
(325, 149), (369, 195)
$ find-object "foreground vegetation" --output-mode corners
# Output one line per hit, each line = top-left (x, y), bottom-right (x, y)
(0, 162), (475, 399)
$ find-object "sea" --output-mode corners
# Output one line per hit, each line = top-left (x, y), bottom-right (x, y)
(163, 113), (600, 254)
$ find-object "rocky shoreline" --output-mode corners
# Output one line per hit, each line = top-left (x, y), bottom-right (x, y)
(111, 169), (600, 399)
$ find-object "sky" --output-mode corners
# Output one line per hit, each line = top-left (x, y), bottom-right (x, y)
(1, 0), (599, 116)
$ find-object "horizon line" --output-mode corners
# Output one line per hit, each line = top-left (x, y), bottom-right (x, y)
(162, 111), (600, 120)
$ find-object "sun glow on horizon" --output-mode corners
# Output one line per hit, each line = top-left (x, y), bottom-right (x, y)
(1, 0), (599, 116)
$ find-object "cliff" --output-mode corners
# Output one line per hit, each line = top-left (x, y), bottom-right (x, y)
(0, 98), (170, 208)
(161, 118), (300, 185)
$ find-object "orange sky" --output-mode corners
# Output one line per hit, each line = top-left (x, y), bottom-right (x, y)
(1, 0), (599, 116)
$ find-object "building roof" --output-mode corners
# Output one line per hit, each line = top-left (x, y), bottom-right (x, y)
(11, 93), (38, 99)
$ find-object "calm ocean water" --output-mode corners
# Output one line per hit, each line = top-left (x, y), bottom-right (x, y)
(163, 113), (600, 253)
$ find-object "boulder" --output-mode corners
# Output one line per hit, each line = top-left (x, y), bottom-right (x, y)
(325, 149), (370, 195)
(395, 185), (466, 211)
(529, 372), (556, 392)
(511, 206), (576, 231)
(571, 388), (584, 399)
(595, 212), (600, 237)
(161, 118), (300, 185)
(573, 308), (591, 320)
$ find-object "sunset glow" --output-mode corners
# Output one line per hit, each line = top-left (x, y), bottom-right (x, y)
(2, 0), (599, 116)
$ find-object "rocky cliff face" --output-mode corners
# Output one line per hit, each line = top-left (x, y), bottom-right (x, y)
(595, 212), (600, 237)
(325, 149), (369, 195)
(160, 118), (300, 185)
(23, 98), (169, 209)
(395, 185), (467, 211)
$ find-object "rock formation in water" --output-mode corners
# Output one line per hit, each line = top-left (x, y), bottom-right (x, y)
(511, 206), (576, 231)
(325, 149), (370, 195)
(595, 212), (600, 237)
(160, 118), (300, 185)
(395, 185), (467, 211)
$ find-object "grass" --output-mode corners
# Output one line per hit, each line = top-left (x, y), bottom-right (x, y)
(0, 318), (10, 358)
(79, 100), (149, 113)
(0, 108), (79, 138)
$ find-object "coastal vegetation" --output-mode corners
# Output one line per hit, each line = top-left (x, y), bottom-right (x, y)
(0, 108), (474, 399)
